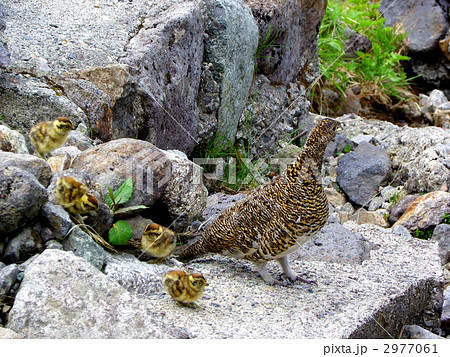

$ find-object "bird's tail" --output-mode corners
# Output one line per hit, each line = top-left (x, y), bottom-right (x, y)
(177, 240), (207, 261)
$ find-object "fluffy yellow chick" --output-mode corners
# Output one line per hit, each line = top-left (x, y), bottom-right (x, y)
(141, 223), (176, 262)
(55, 176), (99, 216)
(162, 270), (207, 306)
(29, 117), (73, 159)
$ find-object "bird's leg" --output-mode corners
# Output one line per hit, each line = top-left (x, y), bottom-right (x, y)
(277, 256), (317, 285)
(253, 261), (288, 287)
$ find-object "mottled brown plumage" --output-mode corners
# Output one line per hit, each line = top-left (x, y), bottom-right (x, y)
(29, 117), (73, 159)
(162, 270), (207, 305)
(55, 176), (99, 216)
(179, 118), (338, 286)
(141, 223), (176, 262)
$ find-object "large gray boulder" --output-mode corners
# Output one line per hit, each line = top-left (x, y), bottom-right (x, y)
(200, 0), (259, 146)
(122, 2), (204, 155)
(243, 0), (327, 85)
(0, 166), (48, 235)
(70, 138), (172, 208)
(337, 142), (392, 207)
(6, 249), (188, 338)
(380, 0), (448, 53)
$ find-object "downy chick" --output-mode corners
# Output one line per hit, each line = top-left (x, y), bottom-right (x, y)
(162, 270), (207, 306)
(141, 223), (176, 263)
(29, 117), (73, 159)
(55, 176), (99, 216)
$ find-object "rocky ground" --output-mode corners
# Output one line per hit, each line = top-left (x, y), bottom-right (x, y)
(0, 113), (449, 339)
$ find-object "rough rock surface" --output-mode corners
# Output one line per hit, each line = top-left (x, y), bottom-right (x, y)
(40, 202), (73, 240)
(0, 263), (18, 301)
(6, 249), (188, 338)
(0, 166), (48, 235)
(394, 191), (450, 232)
(243, 0), (327, 86)
(70, 139), (171, 208)
(101, 222), (443, 338)
(293, 223), (373, 265)
(442, 285), (450, 334)
(201, 0), (258, 145)
(337, 142), (392, 207)
(0, 73), (88, 137)
(0, 2), (9, 69)
(0, 125), (28, 154)
(339, 115), (450, 194)
(122, 2), (203, 155)
(236, 74), (310, 160)
(2, 228), (43, 265)
(0, 152), (52, 187)
(160, 150), (208, 231)
(380, 0), (448, 53)
(62, 227), (107, 270)
(432, 224), (450, 265)
(389, 194), (420, 225)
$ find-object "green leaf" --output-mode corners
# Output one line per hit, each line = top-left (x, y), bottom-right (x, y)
(113, 177), (134, 205)
(105, 187), (115, 208)
(108, 220), (133, 245)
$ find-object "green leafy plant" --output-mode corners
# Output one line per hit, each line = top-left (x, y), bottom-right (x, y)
(311, 0), (417, 116)
(442, 212), (450, 224)
(414, 228), (434, 240)
(105, 177), (147, 246)
(254, 26), (283, 73)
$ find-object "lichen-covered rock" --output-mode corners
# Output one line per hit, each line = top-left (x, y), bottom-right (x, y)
(394, 191), (450, 232)
(46, 146), (82, 173)
(337, 142), (392, 207)
(0, 125), (28, 154)
(62, 227), (107, 270)
(200, 0), (258, 145)
(2, 228), (43, 265)
(0, 166), (48, 235)
(160, 150), (208, 231)
(6, 249), (188, 338)
(0, 3), (10, 69)
(404, 144), (450, 193)
(0, 151), (52, 187)
(71, 139), (171, 209)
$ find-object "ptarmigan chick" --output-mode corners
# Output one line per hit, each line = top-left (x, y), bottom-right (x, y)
(141, 223), (177, 263)
(55, 176), (99, 216)
(178, 118), (338, 286)
(29, 117), (73, 159)
(162, 270), (207, 306)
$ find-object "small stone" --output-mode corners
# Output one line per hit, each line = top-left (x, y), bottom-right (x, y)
(402, 325), (443, 339)
(0, 264), (19, 302)
(441, 285), (450, 335)
(389, 194), (420, 225)
(62, 226), (107, 270)
(324, 187), (346, 208)
(44, 240), (63, 250)
(431, 224), (450, 265)
(350, 208), (389, 228)
(394, 191), (450, 231)
(40, 202), (73, 240)
(368, 196), (385, 211)
(391, 225), (412, 238)
(2, 228), (44, 265)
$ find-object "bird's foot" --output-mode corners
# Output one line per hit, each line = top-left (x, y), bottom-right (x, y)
(284, 274), (317, 286)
